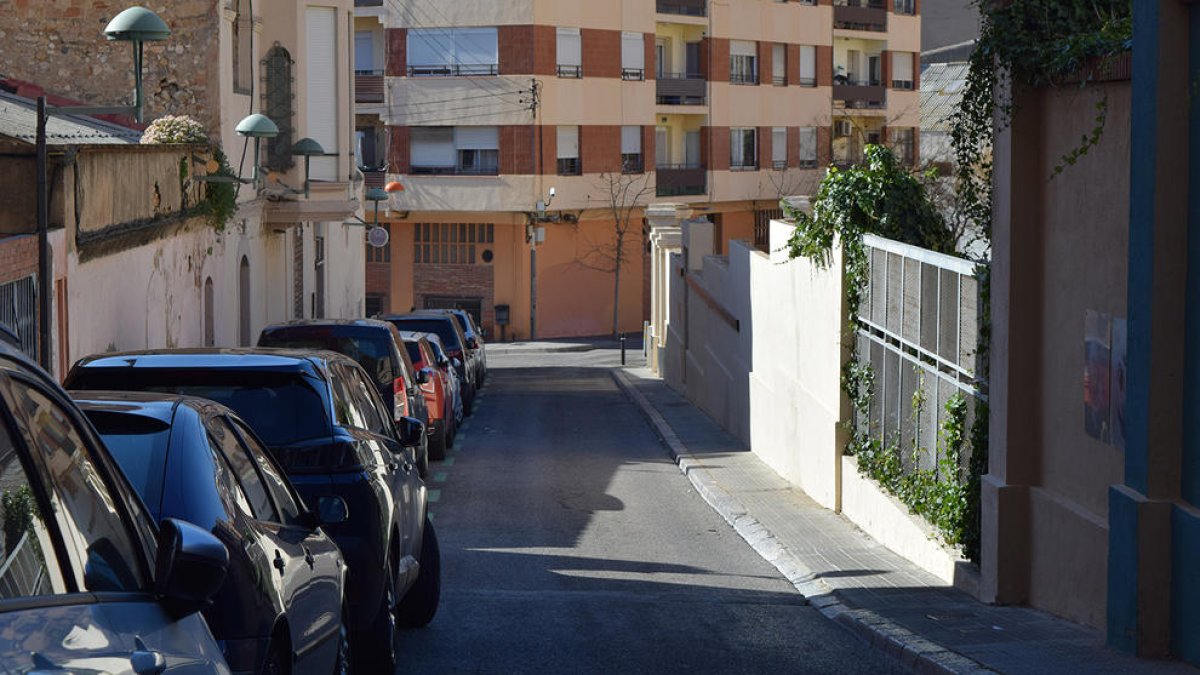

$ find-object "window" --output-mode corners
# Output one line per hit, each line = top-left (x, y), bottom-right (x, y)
(799, 127), (818, 168)
(214, 418), (278, 523)
(799, 45), (816, 86)
(891, 51), (914, 90)
(0, 413), (64, 598)
(305, 8), (338, 181)
(894, 0), (916, 15)
(622, 32), (645, 80)
(557, 27), (582, 78)
(621, 126), (643, 173)
(347, 369), (390, 437)
(890, 127), (915, 165)
(772, 44), (786, 86)
(730, 128), (757, 170)
(232, 0), (253, 94)
(410, 127), (499, 175)
(772, 128), (787, 170)
(13, 381), (143, 592)
(414, 223), (494, 265)
(557, 126), (580, 175)
(354, 31), (376, 73)
(367, 224), (391, 263)
(408, 28), (499, 76)
(263, 45), (295, 171)
(730, 41), (758, 85)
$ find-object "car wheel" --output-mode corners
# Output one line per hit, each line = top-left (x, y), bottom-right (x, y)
(428, 421), (447, 461)
(332, 608), (351, 675)
(397, 518), (441, 628)
(353, 566), (397, 673)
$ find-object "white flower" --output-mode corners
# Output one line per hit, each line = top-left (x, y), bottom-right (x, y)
(141, 115), (207, 144)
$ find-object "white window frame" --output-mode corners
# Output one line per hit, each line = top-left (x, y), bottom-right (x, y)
(621, 32), (645, 80)
(799, 45), (816, 86)
(771, 127), (787, 170)
(408, 27), (499, 76)
(557, 125), (581, 175)
(730, 40), (758, 85)
(730, 127), (757, 170)
(799, 127), (818, 167)
(557, 27), (582, 78)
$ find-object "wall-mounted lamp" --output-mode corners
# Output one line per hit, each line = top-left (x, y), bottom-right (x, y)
(235, 113), (279, 187)
(291, 136), (325, 197)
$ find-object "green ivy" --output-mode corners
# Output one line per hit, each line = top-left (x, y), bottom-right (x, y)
(197, 148), (238, 232)
(2, 485), (38, 554)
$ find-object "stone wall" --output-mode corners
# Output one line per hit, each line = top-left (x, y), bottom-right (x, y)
(0, 0), (221, 134)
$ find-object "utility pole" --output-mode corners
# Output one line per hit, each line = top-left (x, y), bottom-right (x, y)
(527, 78), (542, 341)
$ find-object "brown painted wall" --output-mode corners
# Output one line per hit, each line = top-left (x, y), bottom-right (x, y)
(386, 28), (407, 77)
(817, 126), (832, 166)
(582, 28), (621, 79)
(817, 46), (833, 87)
(703, 127), (731, 171)
(787, 127), (800, 168)
(645, 34), (657, 81)
(758, 127), (773, 168)
(786, 44), (801, 86)
(582, 125), (622, 174)
(389, 126), (411, 174)
(707, 38), (731, 83)
(758, 41), (774, 86)
(499, 25), (555, 76)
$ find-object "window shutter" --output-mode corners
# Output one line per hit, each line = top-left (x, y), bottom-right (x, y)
(621, 126), (642, 154)
(408, 29), (448, 69)
(455, 126), (499, 150)
(772, 127), (786, 162)
(306, 6), (339, 180)
(800, 127), (817, 162)
(892, 51), (913, 82)
(557, 28), (582, 67)
(799, 45), (815, 81)
(557, 126), (579, 159)
(730, 40), (756, 57)
(455, 28), (498, 69)
(772, 44), (785, 80)
(622, 32), (645, 71)
(355, 31), (375, 72)
(411, 128), (456, 167)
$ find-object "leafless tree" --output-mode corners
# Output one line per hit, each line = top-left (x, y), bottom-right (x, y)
(578, 172), (655, 337)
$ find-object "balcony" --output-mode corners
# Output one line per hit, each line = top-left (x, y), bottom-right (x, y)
(657, 73), (706, 105)
(834, 0), (887, 32)
(656, 165), (706, 197)
(355, 70), (384, 104)
(408, 64), (499, 77)
(833, 79), (886, 109)
(656, 0), (706, 17)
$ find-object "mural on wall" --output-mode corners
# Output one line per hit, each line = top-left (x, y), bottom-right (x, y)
(1083, 310), (1127, 448)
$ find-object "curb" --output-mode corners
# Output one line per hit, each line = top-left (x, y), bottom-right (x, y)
(610, 368), (995, 675)
(487, 344), (594, 355)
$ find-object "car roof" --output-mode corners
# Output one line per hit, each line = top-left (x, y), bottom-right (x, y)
(261, 319), (401, 337)
(398, 330), (433, 342)
(72, 348), (350, 378)
(72, 391), (233, 422)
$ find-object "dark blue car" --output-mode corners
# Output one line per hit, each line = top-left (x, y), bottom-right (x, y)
(65, 349), (441, 673)
(0, 341), (231, 673)
(75, 392), (349, 675)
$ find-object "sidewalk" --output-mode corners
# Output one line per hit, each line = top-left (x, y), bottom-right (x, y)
(487, 334), (644, 356)
(612, 366), (1196, 675)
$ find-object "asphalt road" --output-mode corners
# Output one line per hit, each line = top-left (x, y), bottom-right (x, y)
(396, 346), (904, 674)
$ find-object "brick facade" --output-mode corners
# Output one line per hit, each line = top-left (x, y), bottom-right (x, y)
(581, 125), (622, 174)
(758, 41), (774, 86)
(787, 126), (800, 169)
(758, 126), (773, 168)
(386, 28), (407, 77)
(582, 29), (621, 79)
(413, 263), (495, 333)
(644, 34), (657, 81)
(498, 25), (555, 76)
(0, 236), (37, 285)
(817, 46), (833, 87)
(702, 127), (731, 171)
(786, 44), (801, 86)
(817, 126), (832, 167)
(706, 38), (730, 82)
(389, 126), (411, 174)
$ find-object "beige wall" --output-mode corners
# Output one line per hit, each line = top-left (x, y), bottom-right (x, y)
(391, 0), (535, 28)
(711, 2), (833, 44)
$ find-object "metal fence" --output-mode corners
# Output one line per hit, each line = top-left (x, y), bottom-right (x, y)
(0, 531), (47, 599)
(855, 235), (983, 474)
(0, 277), (36, 361)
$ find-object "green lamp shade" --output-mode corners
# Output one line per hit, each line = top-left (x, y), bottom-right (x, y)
(236, 113), (279, 139)
(365, 187), (389, 202)
(292, 137), (325, 156)
(104, 7), (171, 42)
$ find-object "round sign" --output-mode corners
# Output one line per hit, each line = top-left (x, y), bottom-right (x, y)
(367, 225), (390, 249)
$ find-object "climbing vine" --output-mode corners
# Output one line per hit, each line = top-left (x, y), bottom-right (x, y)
(197, 148), (238, 233)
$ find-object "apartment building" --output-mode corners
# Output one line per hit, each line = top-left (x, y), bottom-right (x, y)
(356, 0), (920, 339)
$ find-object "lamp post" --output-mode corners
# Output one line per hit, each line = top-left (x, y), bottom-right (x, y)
(234, 113), (279, 189)
(35, 6), (170, 371)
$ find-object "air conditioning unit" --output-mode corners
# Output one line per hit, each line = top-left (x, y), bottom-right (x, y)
(834, 120), (852, 138)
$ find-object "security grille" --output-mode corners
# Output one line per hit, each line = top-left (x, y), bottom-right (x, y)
(262, 44), (296, 171)
(0, 276), (36, 360)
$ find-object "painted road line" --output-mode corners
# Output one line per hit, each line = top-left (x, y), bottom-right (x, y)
(441, 457), (455, 467)
(432, 471), (448, 483)
(427, 489), (442, 503)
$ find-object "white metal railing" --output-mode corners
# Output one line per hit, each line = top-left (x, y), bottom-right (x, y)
(0, 531), (47, 599)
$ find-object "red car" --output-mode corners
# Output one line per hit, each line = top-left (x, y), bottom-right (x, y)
(401, 332), (456, 459)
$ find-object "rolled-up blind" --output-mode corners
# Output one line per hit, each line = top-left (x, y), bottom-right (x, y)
(557, 126), (579, 159)
(799, 46), (815, 81)
(455, 126), (499, 150)
(557, 28), (581, 67)
(892, 51), (913, 81)
(730, 40), (756, 57)
(621, 126), (641, 154)
(411, 127), (455, 166)
(622, 32), (644, 70)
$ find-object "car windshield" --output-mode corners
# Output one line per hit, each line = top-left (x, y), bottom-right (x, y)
(84, 409), (171, 522)
(389, 319), (461, 351)
(259, 330), (395, 385)
(403, 341), (424, 366)
(70, 370), (331, 447)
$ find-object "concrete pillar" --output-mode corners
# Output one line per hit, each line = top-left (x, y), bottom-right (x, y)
(646, 203), (690, 374)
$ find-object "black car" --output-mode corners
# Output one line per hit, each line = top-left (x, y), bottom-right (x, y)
(381, 314), (476, 415)
(75, 392), (349, 675)
(65, 349), (441, 673)
(417, 309), (487, 388)
(258, 319), (433, 477)
(0, 342), (231, 673)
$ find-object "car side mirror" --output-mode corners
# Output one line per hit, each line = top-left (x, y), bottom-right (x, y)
(155, 518), (228, 619)
(415, 368), (430, 384)
(452, 358), (462, 369)
(397, 416), (424, 447)
(466, 337), (478, 350)
(317, 496), (349, 526)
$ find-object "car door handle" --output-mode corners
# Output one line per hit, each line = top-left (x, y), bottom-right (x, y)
(273, 549), (286, 575)
(304, 546), (316, 569)
(131, 637), (167, 675)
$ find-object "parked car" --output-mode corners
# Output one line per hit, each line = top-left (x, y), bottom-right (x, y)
(381, 313), (475, 415)
(424, 332), (465, 428)
(64, 349), (441, 673)
(258, 319), (432, 477)
(400, 332), (456, 459)
(75, 392), (349, 675)
(0, 341), (231, 674)
(416, 309), (487, 388)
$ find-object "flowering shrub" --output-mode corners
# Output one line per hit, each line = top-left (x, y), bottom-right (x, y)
(141, 115), (208, 144)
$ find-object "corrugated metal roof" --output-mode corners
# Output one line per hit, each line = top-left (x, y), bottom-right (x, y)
(0, 90), (141, 145)
(921, 62), (971, 133)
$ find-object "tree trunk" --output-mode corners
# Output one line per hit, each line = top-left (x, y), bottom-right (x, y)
(612, 231), (623, 338)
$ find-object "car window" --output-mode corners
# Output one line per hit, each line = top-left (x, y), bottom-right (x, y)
(403, 341), (424, 368)
(260, 331), (396, 386)
(228, 418), (304, 526)
(347, 368), (389, 436)
(84, 410), (170, 523)
(10, 380), (143, 593)
(329, 365), (367, 430)
(419, 341), (438, 369)
(208, 434), (256, 520)
(389, 319), (461, 350)
(212, 418), (279, 523)
(0, 413), (68, 598)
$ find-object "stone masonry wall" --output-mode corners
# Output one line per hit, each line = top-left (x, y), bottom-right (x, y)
(0, 1), (222, 135)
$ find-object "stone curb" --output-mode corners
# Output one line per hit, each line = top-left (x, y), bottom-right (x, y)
(610, 368), (995, 675)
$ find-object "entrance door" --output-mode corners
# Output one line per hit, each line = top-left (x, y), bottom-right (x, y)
(685, 131), (701, 168)
(685, 42), (701, 77)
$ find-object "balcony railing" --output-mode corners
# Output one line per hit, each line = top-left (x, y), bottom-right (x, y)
(656, 0), (707, 17)
(834, 0), (887, 31)
(657, 73), (706, 105)
(656, 164), (706, 197)
(410, 164), (499, 176)
(557, 157), (581, 176)
(408, 63), (499, 77)
(834, 81), (887, 108)
(730, 71), (759, 86)
(622, 68), (645, 81)
(557, 64), (582, 79)
(355, 70), (384, 104)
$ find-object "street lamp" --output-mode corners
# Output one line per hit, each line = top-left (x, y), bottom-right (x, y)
(35, 6), (170, 370)
(235, 113), (279, 188)
(291, 137), (325, 197)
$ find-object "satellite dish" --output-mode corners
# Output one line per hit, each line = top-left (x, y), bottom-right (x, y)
(367, 225), (390, 249)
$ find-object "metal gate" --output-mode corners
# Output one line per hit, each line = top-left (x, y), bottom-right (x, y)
(0, 276), (37, 360)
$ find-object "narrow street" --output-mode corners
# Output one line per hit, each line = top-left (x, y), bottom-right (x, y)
(396, 346), (902, 674)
